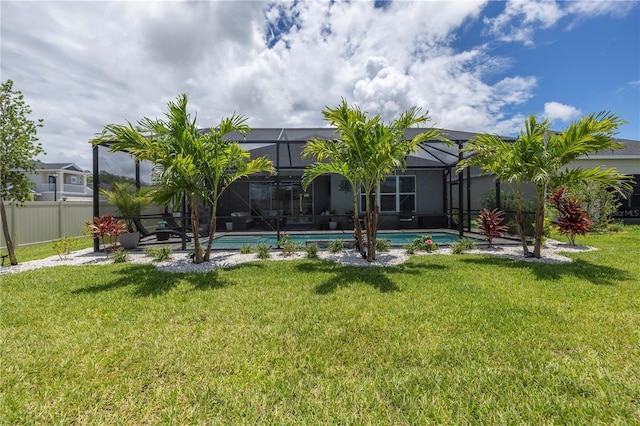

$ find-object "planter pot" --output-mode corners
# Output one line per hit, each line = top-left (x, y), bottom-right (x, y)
(119, 231), (140, 249)
(329, 221), (338, 230)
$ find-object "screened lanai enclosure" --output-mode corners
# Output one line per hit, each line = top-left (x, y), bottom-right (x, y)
(92, 127), (513, 251)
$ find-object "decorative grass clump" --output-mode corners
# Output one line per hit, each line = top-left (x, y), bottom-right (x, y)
(239, 244), (253, 254)
(375, 238), (391, 252)
(2, 227), (639, 424)
(451, 238), (476, 254)
(305, 243), (319, 259)
(328, 239), (343, 253)
(256, 243), (271, 259)
(145, 246), (173, 262)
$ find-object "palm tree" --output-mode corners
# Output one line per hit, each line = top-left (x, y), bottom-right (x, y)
(199, 116), (274, 262)
(93, 94), (209, 261)
(92, 94), (272, 264)
(303, 99), (445, 262)
(460, 112), (632, 258)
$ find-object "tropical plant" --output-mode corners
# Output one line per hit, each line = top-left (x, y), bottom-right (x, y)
(0, 79), (44, 266)
(477, 208), (508, 248)
(412, 235), (439, 252)
(460, 112), (633, 258)
(91, 94), (273, 264)
(85, 214), (126, 257)
(100, 182), (153, 232)
(549, 187), (592, 245)
(302, 99), (446, 262)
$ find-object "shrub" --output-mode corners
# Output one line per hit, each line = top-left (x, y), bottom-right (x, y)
(145, 246), (173, 262)
(405, 243), (416, 255)
(328, 239), (343, 253)
(305, 243), (319, 259)
(240, 244), (253, 254)
(566, 180), (626, 231)
(413, 235), (439, 252)
(451, 238), (476, 254)
(52, 237), (77, 260)
(477, 208), (508, 248)
(282, 241), (300, 257)
(550, 186), (591, 245)
(256, 243), (271, 259)
(376, 238), (391, 252)
(111, 249), (129, 263)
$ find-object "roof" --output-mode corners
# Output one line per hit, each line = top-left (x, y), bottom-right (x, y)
(33, 162), (86, 172)
(98, 127), (637, 169)
(216, 127), (505, 168)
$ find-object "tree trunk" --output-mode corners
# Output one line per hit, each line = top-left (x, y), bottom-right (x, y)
(204, 201), (218, 262)
(514, 185), (530, 256)
(0, 198), (18, 265)
(190, 199), (203, 264)
(352, 197), (364, 253)
(366, 193), (377, 263)
(515, 208), (529, 256)
(533, 190), (546, 258)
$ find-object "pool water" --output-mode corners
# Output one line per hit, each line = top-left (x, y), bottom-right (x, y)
(207, 231), (471, 249)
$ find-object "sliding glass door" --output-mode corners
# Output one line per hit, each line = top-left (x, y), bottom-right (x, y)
(250, 181), (313, 224)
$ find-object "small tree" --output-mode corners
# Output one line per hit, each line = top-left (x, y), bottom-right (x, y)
(0, 79), (44, 265)
(477, 208), (508, 248)
(550, 187), (591, 245)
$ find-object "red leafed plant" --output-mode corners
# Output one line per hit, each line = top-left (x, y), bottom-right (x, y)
(86, 214), (127, 256)
(549, 187), (591, 245)
(477, 208), (508, 247)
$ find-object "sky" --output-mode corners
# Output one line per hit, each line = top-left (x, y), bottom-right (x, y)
(2, 0), (639, 171)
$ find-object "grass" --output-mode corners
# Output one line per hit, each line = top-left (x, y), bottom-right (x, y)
(10, 236), (94, 263)
(2, 227), (639, 424)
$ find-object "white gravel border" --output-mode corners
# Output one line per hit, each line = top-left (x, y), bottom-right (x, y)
(0, 239), (595, 275)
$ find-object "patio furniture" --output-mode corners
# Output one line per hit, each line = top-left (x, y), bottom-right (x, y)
(231, 211), (255, 231)
(134, 217), (191, 242)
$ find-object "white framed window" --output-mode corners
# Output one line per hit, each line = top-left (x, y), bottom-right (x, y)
(360, 175), (416, 213)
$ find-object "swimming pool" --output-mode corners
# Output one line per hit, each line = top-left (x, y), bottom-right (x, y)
(207, 231), (473, 249)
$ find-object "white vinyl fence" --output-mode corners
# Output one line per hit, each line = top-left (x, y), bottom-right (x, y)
(0, 200), (164, 249)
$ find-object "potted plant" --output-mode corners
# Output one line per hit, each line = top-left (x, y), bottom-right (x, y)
(101, 182), (153, 249)
(328, 209), (338, 230)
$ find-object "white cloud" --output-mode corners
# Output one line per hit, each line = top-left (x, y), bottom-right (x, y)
(484, 0), (564, 46)
(485, 0), (637, 45)
(6, 0), (619, 171)
(544, 102), (581, 122)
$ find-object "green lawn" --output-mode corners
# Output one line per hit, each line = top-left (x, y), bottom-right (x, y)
(2, 228), (639, 424)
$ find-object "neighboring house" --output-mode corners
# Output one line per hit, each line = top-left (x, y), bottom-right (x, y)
(28, 162), (92, 201)
(93, 128), (639, 230)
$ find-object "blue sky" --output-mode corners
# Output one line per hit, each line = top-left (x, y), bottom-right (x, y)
(1, 0), (638, 170)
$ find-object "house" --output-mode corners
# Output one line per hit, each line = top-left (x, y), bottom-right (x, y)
(93, 128), (640, 231)
(28, 162), (92, 201)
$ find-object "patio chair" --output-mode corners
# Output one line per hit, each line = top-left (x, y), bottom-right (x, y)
(134, 217), (192, 242)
